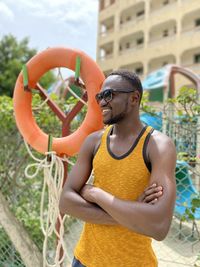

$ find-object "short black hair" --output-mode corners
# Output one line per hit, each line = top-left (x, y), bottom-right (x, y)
(107, 69), (143, 101)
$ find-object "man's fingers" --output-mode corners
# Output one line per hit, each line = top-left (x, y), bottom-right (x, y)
(144, 191), (163, 202)
(139, 183), (156, 201)
(137, 184), (162, 203)
(146, 183), (157, 190)
(150, 198), (158, 205)
(144, 186), (163, 197)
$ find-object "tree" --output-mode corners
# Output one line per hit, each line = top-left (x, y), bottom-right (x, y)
(0, 34), (55, 97)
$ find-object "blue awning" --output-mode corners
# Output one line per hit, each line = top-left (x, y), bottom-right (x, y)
(142, 66), (169, 90)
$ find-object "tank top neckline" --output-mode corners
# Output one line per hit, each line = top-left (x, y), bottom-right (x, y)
(106, 125), (148, 160)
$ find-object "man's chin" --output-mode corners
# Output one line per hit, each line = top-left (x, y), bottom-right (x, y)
(103, 120), (111, 125)
(103, 118), (116, 125)
(104, 115), (125, 125)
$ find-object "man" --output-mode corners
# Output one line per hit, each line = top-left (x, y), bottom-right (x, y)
(59, 70), (176, 267)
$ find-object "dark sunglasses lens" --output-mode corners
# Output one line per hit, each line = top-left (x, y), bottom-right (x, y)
(95, 90), (112, 103)
(95, 93), (102, 103)
(103, 90), (112, 102)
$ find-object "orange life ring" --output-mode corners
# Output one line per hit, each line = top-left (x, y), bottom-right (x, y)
(13, 47), (104, 156)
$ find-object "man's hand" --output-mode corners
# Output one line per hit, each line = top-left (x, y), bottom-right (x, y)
(137, 183), (163, 204)
(80, 184), (97, 203)
(80, 183), (163, 205)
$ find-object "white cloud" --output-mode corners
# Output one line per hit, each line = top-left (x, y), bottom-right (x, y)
(0, 0), (99, 59)
(0, 1), (14, 20)
(6, 0), (98, 22)
(23, 0), (98, 26)
(3, 0), (98, 33)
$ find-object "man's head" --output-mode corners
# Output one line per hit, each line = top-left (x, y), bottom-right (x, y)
(107, 70), (143, 102)
(96, 69), (143, 125)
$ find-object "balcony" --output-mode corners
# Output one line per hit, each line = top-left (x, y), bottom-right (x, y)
(98, 0), (117, 20)
(149, 1), (178, 28)
(181, 47), (200, 75)
(119, 44), (144, 56)
(98, 40), (114, 62)
(120, 14), (145, 29)
(100, 28), (114, 37)
(150, 0), (177, 14)
(119, 16), (145, 39)
(100, 16), (114, 34)
(99, 28), (115, 46)
(148, 54), (176, 73)
(119, 31), (144, 55)
(119, 62), (144, 78)
(99, 53), (113, 61)
(179, 30), (200, 53)
(181, 8), (200, 34)
(149, 34), (176, 46)
(149, 20), (177, 45)
(120, 2), (145, 29)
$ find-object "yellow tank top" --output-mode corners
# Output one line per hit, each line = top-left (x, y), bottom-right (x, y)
(74, 125), (158, 267)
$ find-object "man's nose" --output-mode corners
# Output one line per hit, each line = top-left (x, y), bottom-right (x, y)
(99, 98), (108, 107)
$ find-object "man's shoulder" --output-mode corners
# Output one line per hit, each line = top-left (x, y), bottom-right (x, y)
(150, 129), (175, 151)
(85, 129), (107, 157)
(148, 129), (177, 171)
(85, 128), (106, 147)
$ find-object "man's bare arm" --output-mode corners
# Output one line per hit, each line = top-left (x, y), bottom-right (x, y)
(59, 131), (118, 225)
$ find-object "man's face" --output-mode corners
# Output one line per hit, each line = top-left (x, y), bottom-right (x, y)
(98, 75), (134, 125)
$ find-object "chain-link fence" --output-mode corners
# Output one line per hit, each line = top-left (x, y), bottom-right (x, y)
(0, 226), (25, 267)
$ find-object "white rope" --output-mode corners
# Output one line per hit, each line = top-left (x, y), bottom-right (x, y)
(24, 141), (74, 267)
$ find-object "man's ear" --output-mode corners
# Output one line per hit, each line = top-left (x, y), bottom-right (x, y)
(130, 91), (140, 104)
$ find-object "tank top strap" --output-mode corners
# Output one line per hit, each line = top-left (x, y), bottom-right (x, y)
(136, 125), (154, 148)
(143, 125), (154, 138)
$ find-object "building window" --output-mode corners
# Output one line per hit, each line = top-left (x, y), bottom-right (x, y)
(135, 67), (143, 75)
(104, 0), (110, 8)
(163, 0), (169, 5)
(99, 0), (105, 11)
(126, 16), (131, 21)
(194, 54), (200, 63)
(136, 38), (144, 45)
(195, 18), (200, 27)
(163, 29), (169, 37)
(174, 26), (176, 34)
(136, 10), (145, 17)
(126, 42), (130, 49)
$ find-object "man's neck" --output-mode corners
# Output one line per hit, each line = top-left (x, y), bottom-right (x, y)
(112, 118), (144, 138)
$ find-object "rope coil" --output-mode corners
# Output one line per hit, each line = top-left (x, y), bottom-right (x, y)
(24, 141), (74, 266)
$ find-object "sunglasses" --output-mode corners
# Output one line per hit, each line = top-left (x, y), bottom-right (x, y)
(95, 88), (135, 104)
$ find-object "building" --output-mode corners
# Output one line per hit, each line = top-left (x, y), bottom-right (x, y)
(96, 0), (200, 80)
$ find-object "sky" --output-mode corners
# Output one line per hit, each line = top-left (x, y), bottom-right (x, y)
(0, 0), (99, 60)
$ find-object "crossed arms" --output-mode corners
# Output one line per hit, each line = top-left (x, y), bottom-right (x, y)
(59, 130), (176, 241)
